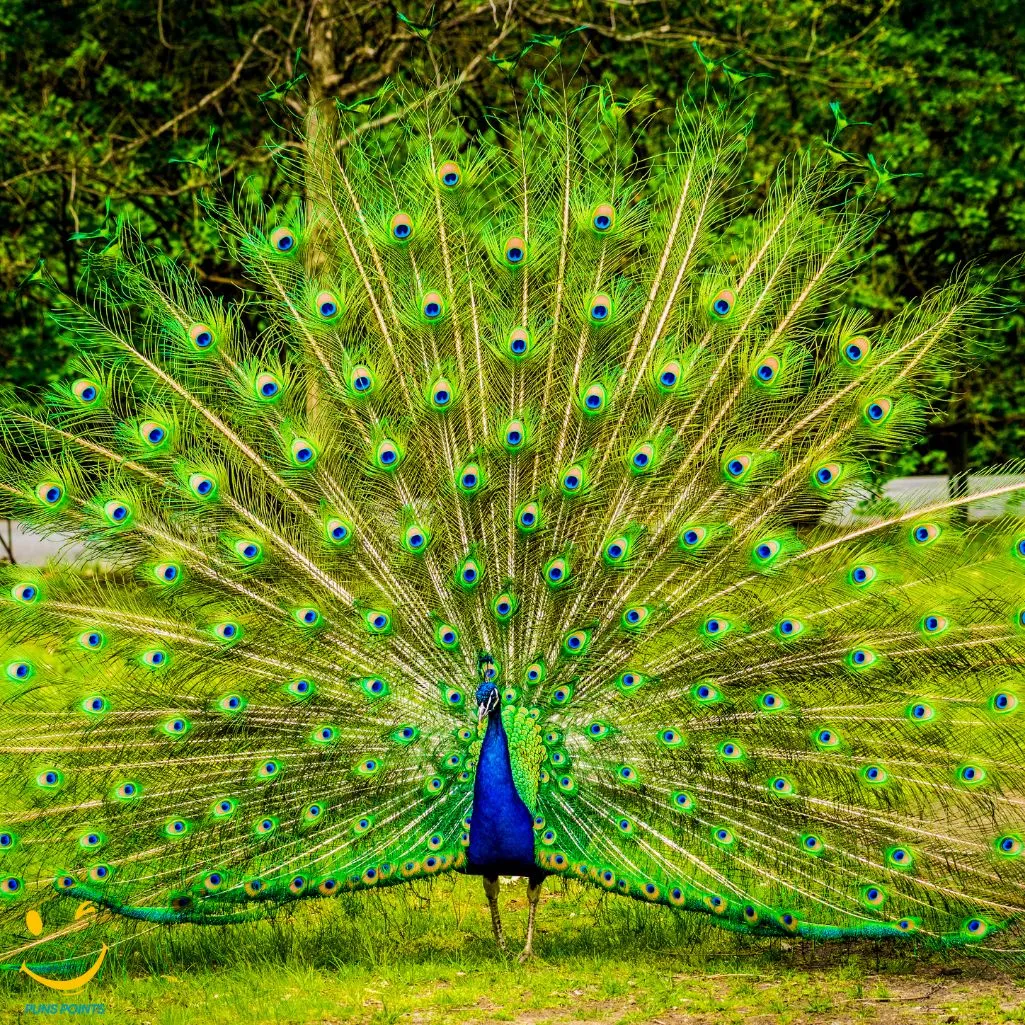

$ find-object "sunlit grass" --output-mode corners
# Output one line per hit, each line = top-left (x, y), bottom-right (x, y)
(2, 874), (1022, 1024)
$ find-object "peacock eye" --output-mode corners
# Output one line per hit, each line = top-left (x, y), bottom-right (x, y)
(507, 327), (530, 357)
(350, 364), (374, 394)
(865, 397), (892, 424)
(504, 236), (526, 266)
(591, 203), (615, 232)
(189, 323), (215, 350)
(390, 212), (413, 240)
(754, 355), (779, 384)
(316, 291), (341, 320)
(710, 289), (735, 319)
(422, 291), (444, 320)
(73, 378), (100, 402)
(842, 335), (871, 364)
(437, 161), (461, 187)
(270, 226), (296, 252)
(588, 294), (612, 323)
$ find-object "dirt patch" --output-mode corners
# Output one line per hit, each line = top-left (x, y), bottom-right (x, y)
(484, 969), (1025, 1025)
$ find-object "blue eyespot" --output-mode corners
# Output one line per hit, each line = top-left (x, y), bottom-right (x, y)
(272, 228), (295, 252)
(425, 301), (441, 319)
(295, 447), (312, 463)
(511, 337), (527, 354)
(632, 451), (649, 468)
(590, 302), (608, 320)
(354, 374), (370, 392)
(817, 466), (833, 484)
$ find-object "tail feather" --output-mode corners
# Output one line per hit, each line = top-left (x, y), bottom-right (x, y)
(1, 78), (1023, 963)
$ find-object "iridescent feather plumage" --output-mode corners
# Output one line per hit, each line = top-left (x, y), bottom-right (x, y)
(1, 76), (1024, 966)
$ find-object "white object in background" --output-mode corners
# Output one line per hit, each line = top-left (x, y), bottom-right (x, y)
(821, 474), (1025, 526)
(0, 522), (88, 566)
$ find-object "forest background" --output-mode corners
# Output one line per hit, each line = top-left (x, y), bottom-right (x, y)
(1, 0), (1022, 484)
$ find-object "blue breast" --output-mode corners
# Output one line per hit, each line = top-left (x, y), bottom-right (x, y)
(466, 711), (537, 875)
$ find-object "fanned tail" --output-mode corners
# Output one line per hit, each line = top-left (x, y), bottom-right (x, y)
(1, 77), (1023, 965)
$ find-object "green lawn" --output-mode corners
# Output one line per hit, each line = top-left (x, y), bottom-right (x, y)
(2, 875), (1022, 1024)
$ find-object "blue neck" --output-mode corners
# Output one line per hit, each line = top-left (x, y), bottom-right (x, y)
(466, 708), (537, 877)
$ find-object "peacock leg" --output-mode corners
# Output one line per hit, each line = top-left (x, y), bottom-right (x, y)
(483, 875), (507, 952)
(518, 877), (543, 962)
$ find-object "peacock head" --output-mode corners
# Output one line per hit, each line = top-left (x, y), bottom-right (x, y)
(475, 652), (500, 722)
(475, 681), (500, 722)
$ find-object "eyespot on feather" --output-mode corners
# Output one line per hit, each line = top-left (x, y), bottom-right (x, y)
(587, 293), (613, 324)
(710, 289), (735, 320)
(841, 335), (871, 365)
(503, 235), (527, 267)
(389, 212), (413, 241)
(315, 291), (342, 321)
(269, 226), (297, 253)
(188, 323), (216, 352)
(752, 355), (779, 385)
(72, 377), (101, 403)
(590, 203), (616, 232)
(507, 326), (531, 359)
(437, 161), (461, 188)
(864, 397), (892, 425)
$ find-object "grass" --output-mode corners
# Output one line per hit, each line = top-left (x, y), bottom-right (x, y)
(2, 874), (1022, 1024)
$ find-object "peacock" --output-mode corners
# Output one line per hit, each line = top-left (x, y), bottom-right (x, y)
(1, 69), (1024, 970)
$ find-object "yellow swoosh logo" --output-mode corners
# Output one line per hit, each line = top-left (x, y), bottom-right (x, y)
(20, 944), (107, 991)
